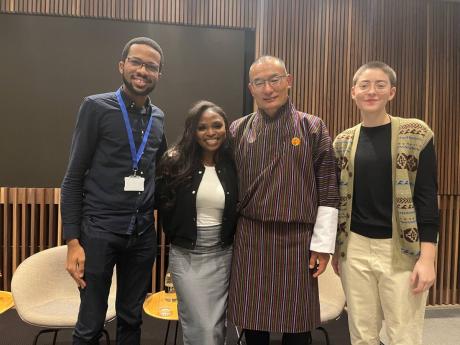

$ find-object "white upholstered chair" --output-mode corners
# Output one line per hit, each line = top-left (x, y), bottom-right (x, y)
(11, 245), (116, 345)
(316, 262), (347, 344)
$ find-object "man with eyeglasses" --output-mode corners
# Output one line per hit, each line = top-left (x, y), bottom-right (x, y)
(61, 37), (166, 345)
(228, 56), (339, 345)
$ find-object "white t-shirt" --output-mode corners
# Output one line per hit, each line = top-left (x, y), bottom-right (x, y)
(196, 166), (225, 226)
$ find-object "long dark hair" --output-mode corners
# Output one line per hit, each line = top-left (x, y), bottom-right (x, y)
(157, 100), (233, 209)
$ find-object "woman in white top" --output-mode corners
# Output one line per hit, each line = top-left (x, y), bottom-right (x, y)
(156, 100), (238, 345)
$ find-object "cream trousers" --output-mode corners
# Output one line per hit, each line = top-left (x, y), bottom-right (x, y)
(339, 232), (428, 345)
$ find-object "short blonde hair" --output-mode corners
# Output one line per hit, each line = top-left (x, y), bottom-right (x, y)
(353, 61), (397, 86)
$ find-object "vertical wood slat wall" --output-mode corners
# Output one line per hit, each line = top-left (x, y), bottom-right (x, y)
(253, 0), (460, 306)
(1, 0), (459, 305)
(2, 189), (456, 303)
(0, 187), (168, 292)
(1, 187), (62, 289)
(1, 188), (60, 291)
(0, 0), (258, 28)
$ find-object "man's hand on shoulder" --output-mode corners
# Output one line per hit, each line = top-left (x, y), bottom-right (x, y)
(309, 251), (330, 278)
(66, 238), (86, 289)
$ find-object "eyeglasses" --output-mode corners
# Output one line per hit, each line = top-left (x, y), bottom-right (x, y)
(355, 81), (391, 94)
(126, 57), (160, 74)
(251, 75), (288, 89)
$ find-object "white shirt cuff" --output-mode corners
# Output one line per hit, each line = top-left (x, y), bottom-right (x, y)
(310, 206), (338, 254)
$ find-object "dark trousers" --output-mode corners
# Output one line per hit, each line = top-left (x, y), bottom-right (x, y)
(243, 329), (310, 345)
(73, 222), (156, 345)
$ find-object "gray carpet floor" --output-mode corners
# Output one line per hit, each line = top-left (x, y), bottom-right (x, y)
(0, 308), (350, 345)
(2, 306), (458, 344)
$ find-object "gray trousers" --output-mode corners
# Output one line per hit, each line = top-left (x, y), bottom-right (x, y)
(169, 225), (233, 345)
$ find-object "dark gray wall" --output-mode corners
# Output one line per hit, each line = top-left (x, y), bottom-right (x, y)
(0, 14), (251, 187)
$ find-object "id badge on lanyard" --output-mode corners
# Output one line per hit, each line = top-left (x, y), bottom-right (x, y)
(116, 89), (153, 192)
(124, 174), (145, 191)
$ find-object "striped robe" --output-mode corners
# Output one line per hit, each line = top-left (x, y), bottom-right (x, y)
(228, 101), (339, 332)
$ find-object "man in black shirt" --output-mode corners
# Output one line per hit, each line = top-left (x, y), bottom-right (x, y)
(61, 37), (166, 345)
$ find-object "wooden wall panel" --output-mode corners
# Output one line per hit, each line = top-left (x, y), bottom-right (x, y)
(253, 0), (460, 196)
(0, 187), (62, 290)
(0, 0), (257, 28)
(253, 0), (460, 306)
(0, 187), (167, 292)
(432, 195), (460, 305)
(1, 0), (459, 306)
(1, 187), (458, 304)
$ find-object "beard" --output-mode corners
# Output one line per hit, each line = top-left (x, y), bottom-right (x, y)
(122, 73), (157, 97)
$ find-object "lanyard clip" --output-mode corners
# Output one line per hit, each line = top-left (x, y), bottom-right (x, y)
(133, 168), (138, 176)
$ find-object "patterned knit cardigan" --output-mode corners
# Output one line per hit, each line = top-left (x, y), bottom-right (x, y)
(333, 116), (434, 267)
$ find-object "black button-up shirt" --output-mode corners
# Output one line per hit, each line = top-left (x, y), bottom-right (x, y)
(61, 89), (166, 240)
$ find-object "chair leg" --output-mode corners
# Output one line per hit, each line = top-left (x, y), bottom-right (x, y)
(164, 320), (171, 345)
(307, 331), (312, 344)
(102, 328), (111, 345)
(236, 328), (245, 345)
(32, 329), (59, 345)
(316, 326), (330, 345)
(173, 321), (179, 345)
(52, 330), (59, 345)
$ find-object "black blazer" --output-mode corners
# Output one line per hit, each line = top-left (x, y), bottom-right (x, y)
(156, 159), (238, 249)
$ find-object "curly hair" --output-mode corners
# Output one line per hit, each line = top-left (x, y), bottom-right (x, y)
(157, 100), (234, 209)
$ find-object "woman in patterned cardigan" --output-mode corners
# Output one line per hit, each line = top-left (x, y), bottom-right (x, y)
(332, 61), (439, 345)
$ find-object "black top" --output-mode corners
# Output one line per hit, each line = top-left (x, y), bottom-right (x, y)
(61, 89), (166, 240)
(156, 160), (238, 249)
(351, 123), (438, 242)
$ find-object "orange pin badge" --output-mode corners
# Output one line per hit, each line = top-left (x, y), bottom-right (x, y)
(291, 137), (301, 146)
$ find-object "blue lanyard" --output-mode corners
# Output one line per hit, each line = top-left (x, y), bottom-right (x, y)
(116, 88), (154, 173)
